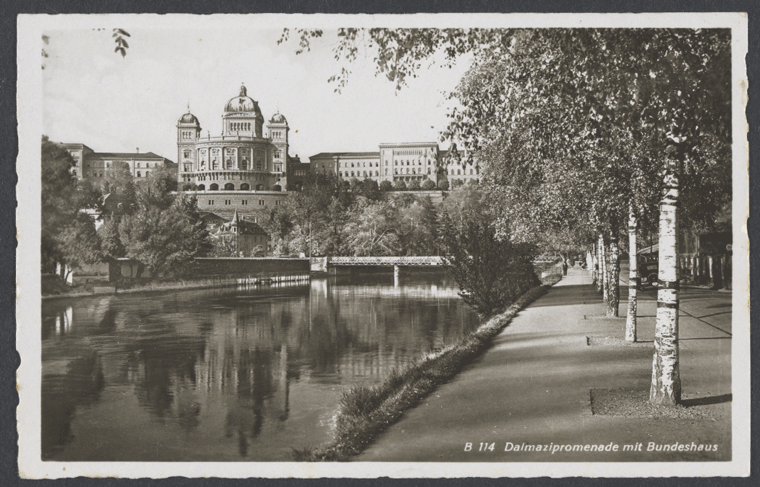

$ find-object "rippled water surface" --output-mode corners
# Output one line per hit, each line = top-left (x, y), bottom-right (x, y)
(41, 271), (480, 461)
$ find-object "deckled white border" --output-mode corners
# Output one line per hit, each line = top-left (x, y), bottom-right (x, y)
(17, 13), (750, 479)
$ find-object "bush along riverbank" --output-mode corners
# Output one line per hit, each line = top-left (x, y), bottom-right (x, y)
(292, 273), (563, 461)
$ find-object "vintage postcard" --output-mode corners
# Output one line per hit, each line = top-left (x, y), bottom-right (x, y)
(17, 13), (749, 478)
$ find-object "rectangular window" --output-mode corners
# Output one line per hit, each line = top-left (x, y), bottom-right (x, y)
(209, 200), (214, 205)
(259, 200), (264, 206)
(242, 200), (247, 205)
(275, 200), (281, 206)
(225, 200), (230, 205)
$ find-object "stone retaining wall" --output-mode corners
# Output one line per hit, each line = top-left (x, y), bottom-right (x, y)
(109, 257), (309, 281)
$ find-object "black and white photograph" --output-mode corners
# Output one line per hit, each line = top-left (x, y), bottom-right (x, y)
(16, 13), (749, 478)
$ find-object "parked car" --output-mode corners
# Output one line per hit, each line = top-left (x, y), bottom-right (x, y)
(638, 252), (658, 288)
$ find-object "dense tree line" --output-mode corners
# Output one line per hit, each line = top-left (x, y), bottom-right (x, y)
(41, 137), (211, 279)
(254, 172), (453, 258)
(283, 27), (733, 407)
(41, 138), (497, 281)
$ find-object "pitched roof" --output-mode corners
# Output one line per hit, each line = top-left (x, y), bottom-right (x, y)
(216, 216), (268, 235)
(309, 151), (379, 159)
(199, 211), (225, 222)
(89, 152), (166, 160)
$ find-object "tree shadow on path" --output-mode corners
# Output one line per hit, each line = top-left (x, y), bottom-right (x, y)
(681, 393), (732, 407)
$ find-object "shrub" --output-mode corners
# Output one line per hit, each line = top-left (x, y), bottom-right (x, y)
(408, 179), (421, 190)
(440, 213), (539, 316)
(394, 180), (407, 191)
(421, 179), (436, 190)
(379, 180), (393, 192)
(438, 179), (450, 190)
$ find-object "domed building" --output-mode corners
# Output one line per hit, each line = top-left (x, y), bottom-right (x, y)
(177, 84), (294, 217)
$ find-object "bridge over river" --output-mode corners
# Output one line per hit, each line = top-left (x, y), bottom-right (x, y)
(329, 256), (443, 266)
(311, 256), (443, 277)
(311, 256), (562, 279)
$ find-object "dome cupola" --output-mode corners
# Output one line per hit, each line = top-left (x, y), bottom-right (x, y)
(178, 102), (200, 125)
(270, 112), (287, 124)
(224, 84), (263, 117)
(179, 112), (199, 124)
(222, 83), (264, 137)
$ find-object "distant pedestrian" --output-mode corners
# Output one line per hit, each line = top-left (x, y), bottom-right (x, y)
(562, 261), (568, 276)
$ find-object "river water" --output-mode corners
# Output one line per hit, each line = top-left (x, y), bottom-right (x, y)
(41, 271), (480, 461)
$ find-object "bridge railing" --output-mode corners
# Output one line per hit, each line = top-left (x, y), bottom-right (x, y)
(328, 256), (443, 266)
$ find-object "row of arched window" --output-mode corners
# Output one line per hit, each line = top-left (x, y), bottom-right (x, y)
(194, 159), (261, 171)
(394, 168), (431, 175)
(196, 183), (282, 191)
(341, 161), (380, 168)
(339, 170), (380, 178)
(230, 122), (251, 132)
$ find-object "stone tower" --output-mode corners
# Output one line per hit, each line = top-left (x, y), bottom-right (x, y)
(266, 111), (289, 190)
(177, 105), (201, 173)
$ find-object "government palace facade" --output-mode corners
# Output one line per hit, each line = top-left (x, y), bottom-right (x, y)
(62, 83), (480, 221)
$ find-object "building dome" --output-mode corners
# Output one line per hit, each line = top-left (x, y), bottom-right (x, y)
(224, 84), (262, 117)
(270, 112), (287, 124)
(179, 112), (199, 124)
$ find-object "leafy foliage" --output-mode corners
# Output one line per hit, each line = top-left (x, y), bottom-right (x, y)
(287, 28), (731, 249)
(101, 161), (137, 214)
(137, 164), (178, 210)
(343, 198), (401, 256)
(280, 28), (516, 92)
(118, 195), (211, 277)
(58, 213), (102, 272)
(97, 216), (125, 259)
(41, 137), (101, 274)
(440, 212), (538, 317)
(112, 28), (130, 58)
(96, 158), (211, 276)
(437, 183), (538, 315)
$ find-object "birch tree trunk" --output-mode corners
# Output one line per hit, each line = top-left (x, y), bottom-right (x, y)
(606, 230), (620, 317)
(600, 235), (609, 303)
(650, 144), (683, 406)
(594, 239), (602, 293)
(587, 249), (594, 280)
(625, 206), (638, 342)
(591, 243), (598, 285)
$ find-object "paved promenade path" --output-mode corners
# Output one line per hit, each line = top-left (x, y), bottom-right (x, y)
(358, 267), (732, 462)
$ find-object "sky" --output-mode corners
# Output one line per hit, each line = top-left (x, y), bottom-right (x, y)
(42, 23), (472, 162)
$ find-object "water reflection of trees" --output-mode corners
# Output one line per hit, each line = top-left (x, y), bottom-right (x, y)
(40, 274), (478, 459)
(41, 351), (104, 459)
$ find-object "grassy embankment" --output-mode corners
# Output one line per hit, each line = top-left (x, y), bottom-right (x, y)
(293, 272), (564, 461)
